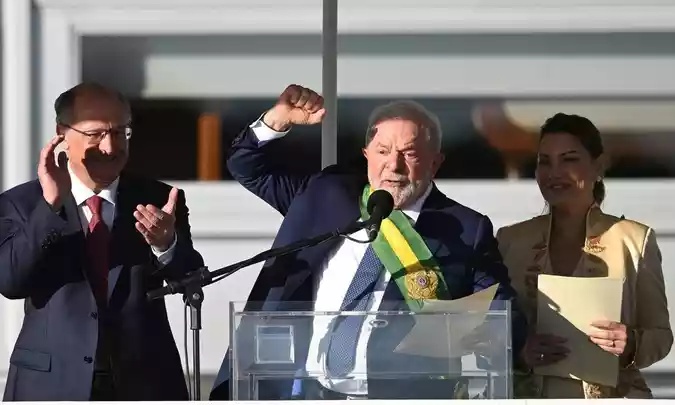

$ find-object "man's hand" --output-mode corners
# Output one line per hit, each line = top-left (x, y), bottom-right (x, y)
(38, 135), (72, 210)
(263, 84), (326, 131)
(134, 187), (179, 252)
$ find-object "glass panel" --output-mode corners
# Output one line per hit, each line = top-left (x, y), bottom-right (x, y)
(229, 301), (512, 400)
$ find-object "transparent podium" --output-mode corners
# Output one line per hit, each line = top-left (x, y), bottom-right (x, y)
(229, 300), (513, 400)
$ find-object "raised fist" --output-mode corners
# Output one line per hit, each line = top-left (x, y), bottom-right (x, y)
(262, 84), (325, 131)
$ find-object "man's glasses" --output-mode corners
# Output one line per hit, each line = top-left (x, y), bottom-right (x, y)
(60, 123), (132, 144)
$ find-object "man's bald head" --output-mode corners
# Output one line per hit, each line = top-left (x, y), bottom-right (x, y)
(54, 82), (132, 191)
(54, 82), (131, 126)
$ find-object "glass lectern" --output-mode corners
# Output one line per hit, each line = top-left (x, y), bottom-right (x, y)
(229, 301), (513, 400)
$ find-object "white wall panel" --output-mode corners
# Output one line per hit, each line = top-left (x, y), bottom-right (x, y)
(78, 33), (675, 98)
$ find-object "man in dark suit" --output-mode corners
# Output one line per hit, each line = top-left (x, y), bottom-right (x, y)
(0, 82), (204, 400)
(211, 84), (527, 400)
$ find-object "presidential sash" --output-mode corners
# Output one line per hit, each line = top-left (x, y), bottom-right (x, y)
(359, 185), (449, 311)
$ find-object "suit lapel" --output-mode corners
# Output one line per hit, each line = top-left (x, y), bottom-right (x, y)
(61, 193), (84, 235)
(107, 174), (137, 301)
(278, 177), (363, 303)
(412, 185), (450, 257)
(61, 192), (87, 281)
(580, 207), (623, 279)
(305, 177), (363, 273)
(531, 206), (622, 279)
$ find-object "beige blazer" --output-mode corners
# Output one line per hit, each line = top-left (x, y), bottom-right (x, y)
(497, 207), (672, 398)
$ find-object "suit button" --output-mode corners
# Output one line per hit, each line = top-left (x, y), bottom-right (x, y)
(84, 356), (93, 364)
(90, 312), (98, 320)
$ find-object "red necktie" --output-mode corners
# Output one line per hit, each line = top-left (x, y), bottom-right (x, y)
(85, 195), (110, 306)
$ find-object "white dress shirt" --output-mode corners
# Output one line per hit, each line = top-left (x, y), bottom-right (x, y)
(67, 165), (176, 266)
(249, 118), (433, 395)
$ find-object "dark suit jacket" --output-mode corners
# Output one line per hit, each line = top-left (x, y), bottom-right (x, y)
(210, 128), (527, 400)
(0, 173), (204, 401)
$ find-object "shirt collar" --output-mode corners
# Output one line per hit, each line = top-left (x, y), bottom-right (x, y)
(399, 182), (433, 223)
(68, 164), (119, 207)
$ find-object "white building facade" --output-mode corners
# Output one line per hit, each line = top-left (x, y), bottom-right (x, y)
(2, 0), (675, 398)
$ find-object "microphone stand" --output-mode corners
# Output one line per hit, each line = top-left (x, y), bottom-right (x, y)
(146, 217), (375, 401)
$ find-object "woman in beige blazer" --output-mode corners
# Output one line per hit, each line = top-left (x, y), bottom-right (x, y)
(497, 113), (672, 398)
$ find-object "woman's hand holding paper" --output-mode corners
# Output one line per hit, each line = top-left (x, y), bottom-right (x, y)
(588, 320), (634, 357)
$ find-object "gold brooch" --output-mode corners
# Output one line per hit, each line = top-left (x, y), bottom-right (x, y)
(583, 236), (605, 254)
(405, 268), (439, 300)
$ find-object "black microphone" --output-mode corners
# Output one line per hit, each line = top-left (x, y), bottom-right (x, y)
(365, 189), (395, 241)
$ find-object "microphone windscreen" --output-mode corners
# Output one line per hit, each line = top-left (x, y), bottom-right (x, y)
(367, 189), (394, 218)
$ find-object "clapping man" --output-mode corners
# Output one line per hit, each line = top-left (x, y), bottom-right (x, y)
(0, 83), (204, 401)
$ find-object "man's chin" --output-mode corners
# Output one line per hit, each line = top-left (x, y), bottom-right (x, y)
(369, 182), (416, 207)
(85, 163), (124, 185)
(371, 179), (430, 209)
(389, 188), (416, 209)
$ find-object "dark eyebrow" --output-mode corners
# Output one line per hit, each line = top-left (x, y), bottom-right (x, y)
(539, 149), (579, 158)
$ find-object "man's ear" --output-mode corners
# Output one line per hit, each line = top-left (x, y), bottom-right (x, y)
(55, 125), (69, 152)
(55, 139), (68, 156)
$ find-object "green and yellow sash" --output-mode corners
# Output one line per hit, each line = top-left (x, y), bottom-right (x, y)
(359, 185), (449, 311)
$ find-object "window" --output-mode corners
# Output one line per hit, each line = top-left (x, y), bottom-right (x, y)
(126, 98), (322, 180)
(337, 98), (675, 179)
(82, 34), (675, 180)
(125, 97), (675, 180)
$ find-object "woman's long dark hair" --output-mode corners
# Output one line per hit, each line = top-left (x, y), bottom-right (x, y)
(539, 113), (605, 205)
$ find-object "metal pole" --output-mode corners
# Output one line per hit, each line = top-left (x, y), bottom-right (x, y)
(321, 0), (338, 168)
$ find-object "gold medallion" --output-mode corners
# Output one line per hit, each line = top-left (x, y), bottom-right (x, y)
(405, 268), (439, 300)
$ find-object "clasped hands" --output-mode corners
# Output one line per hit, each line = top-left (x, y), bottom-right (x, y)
(133, 187), (179, 252)
(521, 320), (632, 368)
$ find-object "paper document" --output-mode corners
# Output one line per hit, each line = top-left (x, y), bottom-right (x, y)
(394, 284), (500, 358)
(536, 274), (623, 387)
